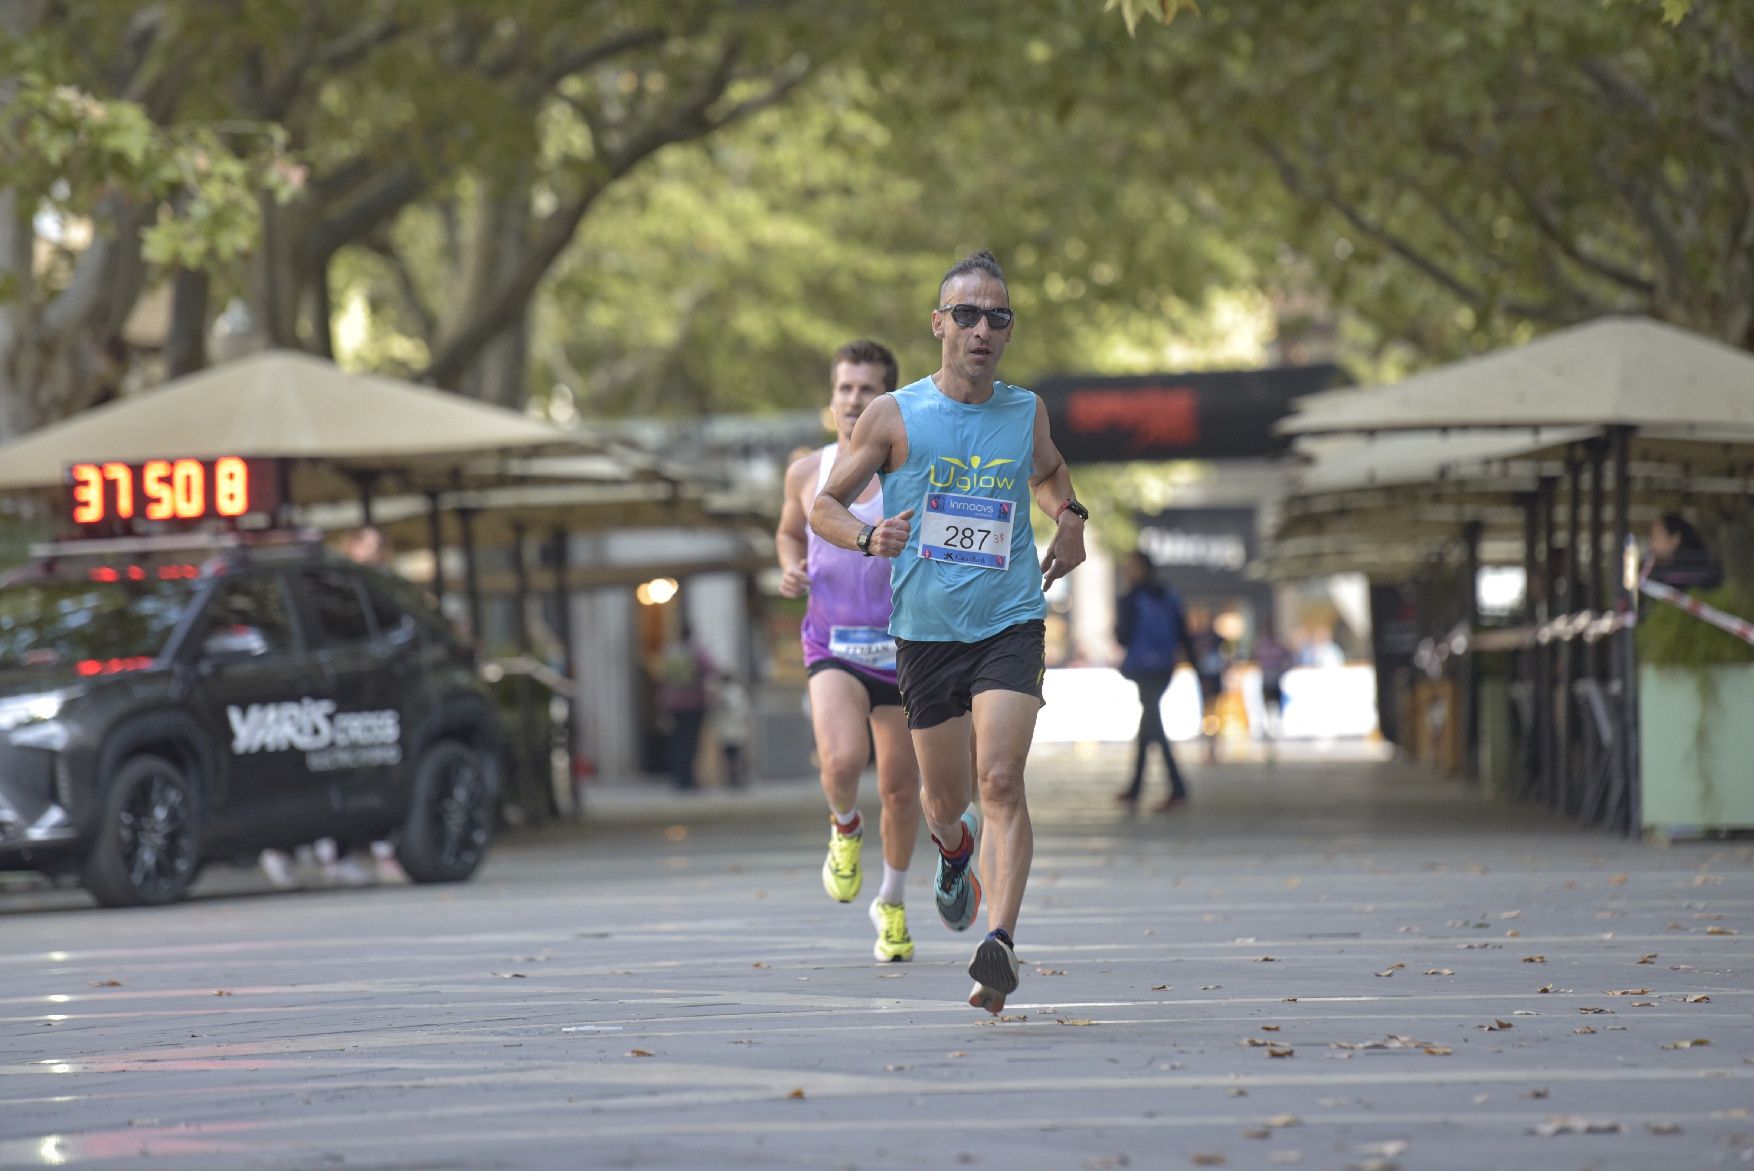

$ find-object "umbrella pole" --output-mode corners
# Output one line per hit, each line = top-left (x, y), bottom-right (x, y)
(548, 528), (579, 814)
(355, 471), (378, 527)
(458, 506), (483, 646)
(1518, 491), (1540, 801)
(1558, 450), (1583, 815)
(1610, 425), (1640, 837)
(1462, 519), (1482, 781)
(426, 492), (445, 603)
(1537, 474), (1560, 810)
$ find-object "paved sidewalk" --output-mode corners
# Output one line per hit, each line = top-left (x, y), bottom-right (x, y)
(1, 744), (1749, 1170)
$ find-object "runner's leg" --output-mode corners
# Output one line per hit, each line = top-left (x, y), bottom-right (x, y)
(810, 668), (874, 902)
(969, 689), (1039, 938)
(809, 668), (873, 816)
(870, 704), (921, 874)
(911, 713), (975, 847)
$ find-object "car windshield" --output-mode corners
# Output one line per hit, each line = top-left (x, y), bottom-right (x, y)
(0, 576), (198, 669)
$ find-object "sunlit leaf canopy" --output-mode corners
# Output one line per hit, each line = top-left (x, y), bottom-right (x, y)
(2, 0), (1743, 443)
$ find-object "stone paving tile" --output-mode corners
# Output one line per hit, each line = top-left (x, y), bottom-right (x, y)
(0, 745), (1749, 1170)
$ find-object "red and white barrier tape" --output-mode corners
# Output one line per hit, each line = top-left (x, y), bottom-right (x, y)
(1639, 578), (1754, 647)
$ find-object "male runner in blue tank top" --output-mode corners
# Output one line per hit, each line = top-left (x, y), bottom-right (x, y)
(810, 251), (1088, 1014)
(775, 340), (923, 963)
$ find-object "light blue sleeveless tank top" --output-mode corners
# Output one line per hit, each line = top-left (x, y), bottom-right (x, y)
(882, 376), (1047, 642)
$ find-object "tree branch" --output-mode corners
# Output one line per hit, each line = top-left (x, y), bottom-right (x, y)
(367, 238), (438, 344)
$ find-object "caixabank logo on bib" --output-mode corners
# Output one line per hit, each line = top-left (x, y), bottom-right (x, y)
(227, 697), (402, 772)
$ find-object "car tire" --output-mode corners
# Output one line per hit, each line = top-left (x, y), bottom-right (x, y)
(397, 739), (496, 884)
(82, 753), (204, 908)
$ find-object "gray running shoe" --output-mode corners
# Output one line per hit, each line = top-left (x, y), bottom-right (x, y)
(933, 807), (982, 932)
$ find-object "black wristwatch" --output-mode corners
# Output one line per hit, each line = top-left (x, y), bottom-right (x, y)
(1058, 498), (1089, 522)
(856, 524), (876, 556)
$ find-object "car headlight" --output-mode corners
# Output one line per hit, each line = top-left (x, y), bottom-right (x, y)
(0, 691), (66, 731)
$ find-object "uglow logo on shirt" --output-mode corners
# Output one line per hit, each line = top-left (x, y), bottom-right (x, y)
(227, 697), (402, 771)
(927, 454), (1017, 493)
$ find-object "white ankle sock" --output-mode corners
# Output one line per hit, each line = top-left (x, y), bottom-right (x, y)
(878, 863), (906, 905)
(832, 806), (861, 830)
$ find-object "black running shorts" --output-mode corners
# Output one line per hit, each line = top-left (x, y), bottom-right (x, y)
(807, 658), (905, 709)
(894, 619), (1046, 730)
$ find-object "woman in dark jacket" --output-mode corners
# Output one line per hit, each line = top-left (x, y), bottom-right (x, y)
(1115, 551), (1197, 811)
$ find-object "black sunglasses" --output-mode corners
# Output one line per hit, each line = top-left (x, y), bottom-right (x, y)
(938, 303), (1015, 330)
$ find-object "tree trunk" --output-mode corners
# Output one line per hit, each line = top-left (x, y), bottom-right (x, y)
(164, 267), (211, 378)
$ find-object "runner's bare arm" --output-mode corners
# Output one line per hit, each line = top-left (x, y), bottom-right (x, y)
(810, 396), (913, 557)
(1028, 395), (1086, 590)
(775, 452), (818, 598)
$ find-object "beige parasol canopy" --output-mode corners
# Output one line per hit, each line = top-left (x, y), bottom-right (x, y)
(0, 349), (574, 493)
(1277, 316), (1754, 438)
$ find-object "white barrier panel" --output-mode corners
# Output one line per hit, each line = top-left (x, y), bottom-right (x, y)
(1035, 665), (1378, 745)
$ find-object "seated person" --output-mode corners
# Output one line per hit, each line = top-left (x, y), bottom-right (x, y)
(1646, 512), (1723, 592)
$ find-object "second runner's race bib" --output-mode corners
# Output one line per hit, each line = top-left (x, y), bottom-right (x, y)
(918, 492), (1014, 570)
(829, 625), (897, 671)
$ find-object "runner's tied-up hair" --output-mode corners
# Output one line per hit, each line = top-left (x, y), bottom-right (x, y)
(832, 339), (899, 392)
(938, 250), (1006, 301)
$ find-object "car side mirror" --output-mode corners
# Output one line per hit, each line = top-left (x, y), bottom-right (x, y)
(202, 626), (269, 661)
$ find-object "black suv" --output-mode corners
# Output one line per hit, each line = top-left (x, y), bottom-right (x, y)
(0, 537), (502, 907)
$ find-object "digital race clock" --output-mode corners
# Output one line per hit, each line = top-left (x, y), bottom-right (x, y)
(66, 457), (281, 529)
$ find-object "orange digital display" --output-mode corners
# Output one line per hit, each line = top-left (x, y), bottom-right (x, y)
(66, 456), (276, 528)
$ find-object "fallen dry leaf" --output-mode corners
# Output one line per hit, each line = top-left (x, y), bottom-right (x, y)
(1638, 953), (1658, 964)
(626, 1049), (654, 1057)
(1662, 1038), (1710, 1049)
(1359, 1141), (1410, 1159)
(1261, 1024), (1281, 1032)
(1267, 1046), (1295, 1058)
(1228, 1088), (1247, 1097)
(1608, 873), (1629, 885)
(1646, 1121), (1683, 1135)
(1575, 1026), (1598, 1035)
(1245, 1038), (1273, 1047)
(751, 962), (768, 969)
(1685, 994), (1711, 1004)
(1578, 1006), (1612, 1015)
(490, 972), (527, 979)
(1607, 988), (1653, 996)
(1152, 984), (1171, 991)
(1333, 1035), (1430, 1051)
(1423, 1045), (1453, 1056)
(1374, 963), (1405, 978)
(1253, 956), (1279, 963)
(1266, 1154), (1302, 1166)
(1705, 926), (1736, 936)
(1036, 967), (1067, 976)
(1190, 1155), (1225, 1167)
(1424, 968), (1455, 976)
(1202, 984), (1221, 991)
(1632, 1001), (1657, 1008)
(1266, 1114), (1300, 1128)
(947, 1050), (968, 1058)
(1057, 1018), (1097, 1027)
(1522, 955), (1547, 964)
(1531, 1115), (1621, 1136)
(786, 1088), (806, 1099)
(90, 979), (122, 988)
(884, 1064), (909, 1072)
(1505, 928), (1521, 937)
(1537, 983), (1556, 993)
(1241, 1128), (1271, 1139)
(212, 989), (233, 997)
(1481, 1019), (1515, 1032)
(1524, 1088), (1551, 1099)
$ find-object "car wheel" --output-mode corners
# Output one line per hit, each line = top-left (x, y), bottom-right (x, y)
(82, 753), (203, 908)
(397, 740), (496, 884)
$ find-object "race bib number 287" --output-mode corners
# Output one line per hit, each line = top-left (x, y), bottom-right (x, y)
(919, 492), (1013, 570)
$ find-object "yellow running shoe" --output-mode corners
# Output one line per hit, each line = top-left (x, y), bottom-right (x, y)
(868, 898), (915, 963)
(822, 825), (862, 903)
